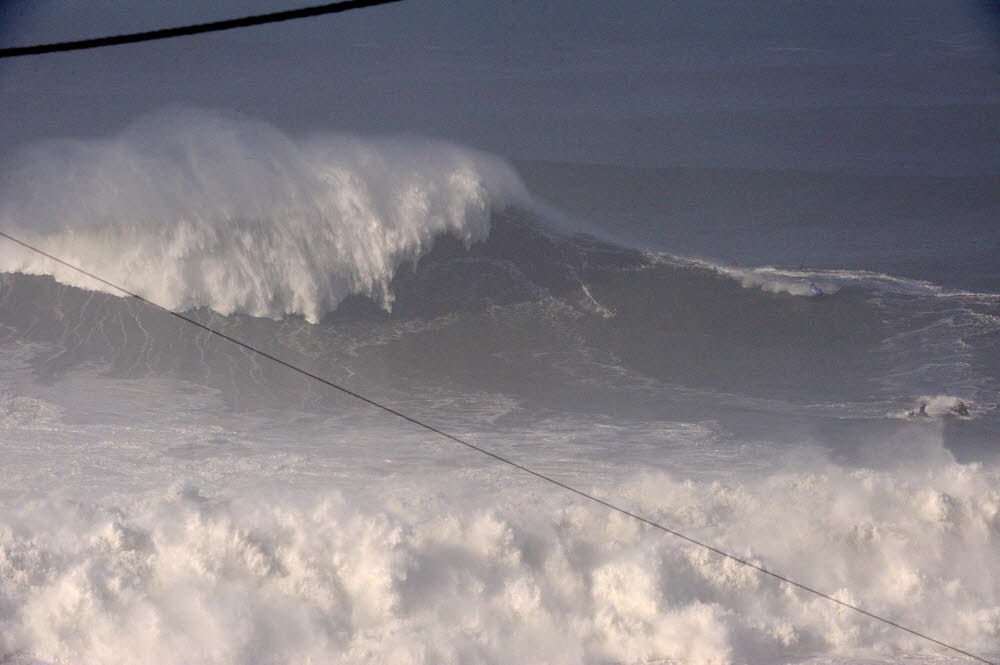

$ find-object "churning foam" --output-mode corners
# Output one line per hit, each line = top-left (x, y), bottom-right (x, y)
(0, 108), (531, 323)
(1, 436), (998, 665)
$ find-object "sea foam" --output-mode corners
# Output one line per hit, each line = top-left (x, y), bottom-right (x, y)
(0, 108), (531, 323)
(1, 438), (998, 665)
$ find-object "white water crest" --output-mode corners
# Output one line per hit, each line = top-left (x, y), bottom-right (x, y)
(0, 108), (532, 322)
(714, 265), (839, 297)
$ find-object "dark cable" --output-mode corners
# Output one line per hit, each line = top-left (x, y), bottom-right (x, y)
(0, 229), (992, 665)
(0, 0), (404, 58)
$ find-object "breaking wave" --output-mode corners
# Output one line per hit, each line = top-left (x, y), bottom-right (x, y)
(0, 108), (531, 323)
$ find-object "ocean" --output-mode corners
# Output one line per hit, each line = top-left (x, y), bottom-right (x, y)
(0, 107), (997, 664)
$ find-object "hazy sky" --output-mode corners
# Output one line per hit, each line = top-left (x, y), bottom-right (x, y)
(2, 0), (999, 173)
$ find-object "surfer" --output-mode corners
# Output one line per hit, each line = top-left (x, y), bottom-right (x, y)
(952, 401), (970, 417)
(809, 282), (824, 296)
(908, 402), (929, 418)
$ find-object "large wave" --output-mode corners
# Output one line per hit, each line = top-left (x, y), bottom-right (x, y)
(1, 111), (999, 665)
(0, 109), (532, 323)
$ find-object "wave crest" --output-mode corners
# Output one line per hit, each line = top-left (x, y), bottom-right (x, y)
(0, 109), (531, 322)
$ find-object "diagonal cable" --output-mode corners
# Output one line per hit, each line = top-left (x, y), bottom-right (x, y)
(0, 228), (993, 665)
(0, 0), (405, 58)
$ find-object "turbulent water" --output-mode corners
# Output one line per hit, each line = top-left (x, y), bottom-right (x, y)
(1, 111), (998, 665)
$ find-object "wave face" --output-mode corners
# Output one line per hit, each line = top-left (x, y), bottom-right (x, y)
(1, 111), (999, 665)
(0, 109), (530, 322)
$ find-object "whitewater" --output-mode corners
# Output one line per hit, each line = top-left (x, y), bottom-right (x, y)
(0, 111), (998, 665)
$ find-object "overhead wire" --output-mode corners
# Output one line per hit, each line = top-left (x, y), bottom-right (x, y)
(0, 0), (405, 58)
(0, 229), (993, 665)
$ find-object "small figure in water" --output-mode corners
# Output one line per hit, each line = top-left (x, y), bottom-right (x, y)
(809, 282), (824, 296)
(908, 402), (929, 418)
(952, 401), (970, 417)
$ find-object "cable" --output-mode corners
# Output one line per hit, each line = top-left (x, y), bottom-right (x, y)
(0, 0), (404, 58)
(0, 229), (993, 665)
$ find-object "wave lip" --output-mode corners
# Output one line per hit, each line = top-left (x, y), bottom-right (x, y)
(0, 109), (532, 323)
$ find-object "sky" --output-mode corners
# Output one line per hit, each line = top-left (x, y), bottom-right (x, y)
(1, 0), (999, 173)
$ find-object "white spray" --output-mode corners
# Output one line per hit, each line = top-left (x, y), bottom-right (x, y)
(0, 108), (532, 322)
